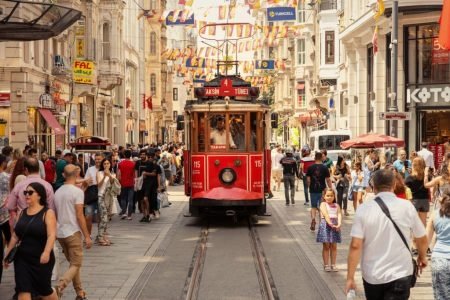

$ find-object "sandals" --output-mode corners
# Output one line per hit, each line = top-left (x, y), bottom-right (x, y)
(310, 219), (316, 231)
(97, 239), (111, 246)
(331, 265), (339, 272)
(324, 265), (331, 272)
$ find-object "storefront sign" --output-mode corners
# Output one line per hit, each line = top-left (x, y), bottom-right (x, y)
(432, 38), (450, 64)
(429, 144), (445, 170)
(0, 93), (10, 107)
(72, 60), (95, 84)
(378, 112), (411, 120)
(267, 7), (296, 22)
(407, 85), (450, 106)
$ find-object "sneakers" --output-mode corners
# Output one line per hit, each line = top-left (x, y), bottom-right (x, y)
(291, 201), (295, 205)
(330, 265), (339, 272)
(324, 265), (331, 272)
(154, 211), (160, 220)
(127, 216), (132, 220)
(120, 214), (127, 220)
(304, 202), (310, 206)
(285, 202), (290, 206)
(143, 216), (151, 223)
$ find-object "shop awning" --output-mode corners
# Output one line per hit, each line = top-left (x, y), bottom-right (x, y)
(38, 109), (65, 135)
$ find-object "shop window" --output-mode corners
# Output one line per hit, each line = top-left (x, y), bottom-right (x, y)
(150, 32), (156, 55)
(102, 23), (110, 60)
(407, 23), (450, 84)
(325, 31), (335, 64)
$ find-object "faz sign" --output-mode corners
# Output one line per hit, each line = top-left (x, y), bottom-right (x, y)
(407, 86), (450, 106)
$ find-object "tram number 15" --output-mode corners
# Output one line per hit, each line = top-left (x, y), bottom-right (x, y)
(193, 161), (201, 169)
(254, 160), (262, 168)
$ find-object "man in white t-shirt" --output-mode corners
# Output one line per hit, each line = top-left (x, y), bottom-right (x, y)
(346, 169), (428, 299)
(417, 141), (435, 169)
(55, 164), (92, 299)
(271, 146), (284, 192)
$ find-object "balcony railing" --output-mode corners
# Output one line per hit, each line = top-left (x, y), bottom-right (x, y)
(319, 0), (337, 11)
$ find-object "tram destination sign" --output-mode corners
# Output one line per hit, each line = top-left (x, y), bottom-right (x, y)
(378, 112), (411, 120)
(204, 87), (250, 97)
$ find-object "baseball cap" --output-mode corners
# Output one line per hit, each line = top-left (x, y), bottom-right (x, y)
(285, 148), (293, 154)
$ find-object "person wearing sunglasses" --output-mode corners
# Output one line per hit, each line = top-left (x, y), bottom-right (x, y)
(4, 182), (58, 300)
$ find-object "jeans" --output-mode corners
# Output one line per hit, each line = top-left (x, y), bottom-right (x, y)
(336, 186), (348, 211)
(283, 175), (295, 204)
(363, 275), (412, 300)
(57, 232), (84, 294)
(120, 187), (134, 216)
(302, 176), (309, 203)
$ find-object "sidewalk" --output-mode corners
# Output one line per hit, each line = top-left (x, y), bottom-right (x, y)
(0, 188), (187, 300)
(268, 186), (434, 300)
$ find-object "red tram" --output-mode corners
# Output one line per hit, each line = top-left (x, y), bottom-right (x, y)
(178, 75), (277, 218)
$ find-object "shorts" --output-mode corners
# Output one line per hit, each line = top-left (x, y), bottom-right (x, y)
(310, 193), (322, 208)
(84, 202), (98, 216)
(352, 185), (365, 193)
(413, 199), (430, 212)
(272, 169), (282, 181)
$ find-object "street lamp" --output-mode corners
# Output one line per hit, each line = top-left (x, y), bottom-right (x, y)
(389, 0), (399, 137)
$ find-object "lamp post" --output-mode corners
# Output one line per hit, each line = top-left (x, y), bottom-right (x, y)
(389, 0), (399, 137)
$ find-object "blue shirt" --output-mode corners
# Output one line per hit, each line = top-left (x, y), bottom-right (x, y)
(393, 159), (411, 178)
(432, 210), (450, 259)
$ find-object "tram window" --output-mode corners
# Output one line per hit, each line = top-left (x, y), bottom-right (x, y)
(210, 114), (236, 150)
(230, 114), (246, 150)
(198, 113), (206, 152)
(250, 112), (258, 151)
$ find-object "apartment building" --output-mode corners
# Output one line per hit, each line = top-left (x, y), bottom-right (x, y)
(337, 0), (444, 152)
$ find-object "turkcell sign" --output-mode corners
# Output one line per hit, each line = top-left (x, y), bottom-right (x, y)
(407, 86), (450, 106)
(267, 7), (296, 22)
(166, 12), (195, 26)
(255, 60), (275, 70)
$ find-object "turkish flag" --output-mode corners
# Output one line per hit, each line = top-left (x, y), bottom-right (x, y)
(439, 0), (450, 50)
(146, 96), (153, 110)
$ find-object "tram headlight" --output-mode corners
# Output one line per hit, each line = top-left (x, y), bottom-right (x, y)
(220, 168), (236, 185)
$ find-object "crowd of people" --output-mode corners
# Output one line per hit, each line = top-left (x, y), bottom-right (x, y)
(271, 142), (449, 299)
(0, 143), (184, 300)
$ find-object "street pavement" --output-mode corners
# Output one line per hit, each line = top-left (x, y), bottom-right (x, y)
(0, 185), (434, 300)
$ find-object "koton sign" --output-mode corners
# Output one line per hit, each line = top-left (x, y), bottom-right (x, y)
(407, 86), (450, 105)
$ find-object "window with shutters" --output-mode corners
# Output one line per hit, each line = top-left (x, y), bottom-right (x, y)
(297, 39), (305, 65)
(150, 73), (156, 94)
(325, 31), (335, 64)
(102, 23), (110, 60)
(150, 32), (156, 55)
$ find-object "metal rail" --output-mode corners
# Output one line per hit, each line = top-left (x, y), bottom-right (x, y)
(248, 220), (280, 300)
(183, 225), (209, 300)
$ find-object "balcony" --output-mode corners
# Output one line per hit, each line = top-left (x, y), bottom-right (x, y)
(98, 59), (124, 90)
(51, 55), (70, 77)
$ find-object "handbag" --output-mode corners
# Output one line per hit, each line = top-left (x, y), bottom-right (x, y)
(374, 197), (419, 288)
(134, 176), (143, 192)
(5, 211), (37, 264)
(84, 185), (98, 205)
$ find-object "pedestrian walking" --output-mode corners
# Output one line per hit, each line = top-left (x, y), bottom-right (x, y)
(6, 148), (22, 174)
(299, 147), (314, 206)
(28, 149), (45, 180)
(10, 157), (26, 192)
(0, 154), (11, 285)
(135, 150), (150, 221)
(271, 146), (284, 192)
(96, 158), (115, 245)
(350, 162), (366, 212)
(425, 162), (450, 210)
(321, 149), (333, 171)
(54, 152), (73, 191)
(54, 164), (92, 299)
(405, 157), (429, 227)
(142, 152), (161, 221)
(346, 169), (428, 300)
(4, 182), (58, 300)
(280, 148), (299, 206)
(306, 152), (332, 231)
(417, 142), (436, 170)
(332, 155), (350, 216)
(41, 151), (56, 187)
(316, 188), (341, 272)
(425, 194), (450, 300)
(117, 149), (135, 220)
(83, 153), (103, 237)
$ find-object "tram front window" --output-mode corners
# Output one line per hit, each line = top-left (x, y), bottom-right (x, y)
(210, 115), (236, 150)
(230, 114), (246, 150)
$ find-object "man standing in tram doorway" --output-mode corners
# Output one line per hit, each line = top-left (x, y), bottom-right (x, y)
(280, 148), (299, 206)
(210, 116), (236, 149)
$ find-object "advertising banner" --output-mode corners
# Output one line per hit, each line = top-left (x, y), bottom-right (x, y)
(166, 11), (195, 26)
(432, 38), (450, 64)
(73, 60), (95, 84)
(255, 60), (275, 70)
(267, 7), (296, 22)
(0, 93), (11, 107)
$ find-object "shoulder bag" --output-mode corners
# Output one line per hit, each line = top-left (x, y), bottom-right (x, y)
(5, 211), (38, 263)
(374, 197), (419, 288)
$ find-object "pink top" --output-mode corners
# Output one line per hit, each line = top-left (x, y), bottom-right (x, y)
(7, 174), (56, 212)
(324, 202), (338, 219)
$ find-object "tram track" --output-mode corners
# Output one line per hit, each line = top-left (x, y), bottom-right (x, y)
(182, 218), (279, 300)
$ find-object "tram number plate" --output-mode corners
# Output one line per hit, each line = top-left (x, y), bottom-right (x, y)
(204, 87), (249, 97)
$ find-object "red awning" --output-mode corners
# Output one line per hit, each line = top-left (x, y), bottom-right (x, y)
(38, 109), (65, 135)
(296, 83), (305, 90)
(340, 133), (405, 149)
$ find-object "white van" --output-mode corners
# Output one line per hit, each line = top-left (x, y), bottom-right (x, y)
(308, 129), (352, 164)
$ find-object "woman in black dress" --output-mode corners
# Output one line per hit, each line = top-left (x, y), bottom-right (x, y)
(3, 182), (58, 300)
(333, 156), (351, 216)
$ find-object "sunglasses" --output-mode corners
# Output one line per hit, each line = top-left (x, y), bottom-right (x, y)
(23, 190), (35, 196)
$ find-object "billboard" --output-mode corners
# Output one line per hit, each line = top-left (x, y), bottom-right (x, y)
(267, 7), (296, 22)
(73, 60), (95, 84)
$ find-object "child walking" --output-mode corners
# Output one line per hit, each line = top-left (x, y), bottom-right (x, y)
(316, 188), (342, 272)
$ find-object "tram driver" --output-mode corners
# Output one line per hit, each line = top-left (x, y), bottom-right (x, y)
(210, 115), (237, 149)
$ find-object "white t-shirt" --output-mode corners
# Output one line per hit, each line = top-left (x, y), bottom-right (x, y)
(84, 166), (98, 185)
(417, 148), (435, 169)
(54, 184), (84, 239)
(350, 192), (426, 285)
(271, 152), (284, 171)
